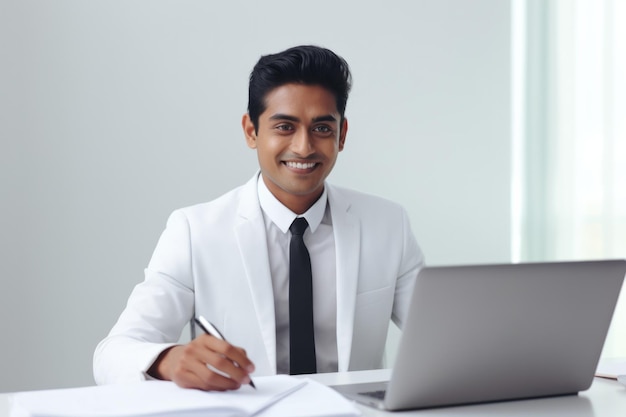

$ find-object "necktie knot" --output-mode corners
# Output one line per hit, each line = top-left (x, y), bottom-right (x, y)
(290, 217), (309, 236)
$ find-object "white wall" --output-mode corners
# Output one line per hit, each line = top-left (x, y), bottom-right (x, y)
(0, 0), (511, 392)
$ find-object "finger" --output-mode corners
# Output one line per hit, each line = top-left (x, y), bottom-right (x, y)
(182, 336), (252, 385)
(201, 336), (256, 374)
(173, 367), (241, 392)
(198, 348), (253, 386)
(165, 340), (246, 391)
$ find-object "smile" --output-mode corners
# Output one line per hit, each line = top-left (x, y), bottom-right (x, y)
(284, 161), (317, 170)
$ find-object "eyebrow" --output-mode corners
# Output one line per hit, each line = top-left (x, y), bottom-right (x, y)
(268, 113), (339, 123)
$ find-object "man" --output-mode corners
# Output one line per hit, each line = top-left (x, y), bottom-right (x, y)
(93, 45), (424, 391)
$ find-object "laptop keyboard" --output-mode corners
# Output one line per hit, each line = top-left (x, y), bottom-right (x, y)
(360, 389), (387, 400)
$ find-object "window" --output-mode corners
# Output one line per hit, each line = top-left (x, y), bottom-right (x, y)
(514, 0), (626, 357)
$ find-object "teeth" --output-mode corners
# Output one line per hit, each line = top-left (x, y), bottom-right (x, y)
(286, 161), (316, 169)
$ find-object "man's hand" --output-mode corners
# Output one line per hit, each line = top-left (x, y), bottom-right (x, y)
(148, 334), (255, 391)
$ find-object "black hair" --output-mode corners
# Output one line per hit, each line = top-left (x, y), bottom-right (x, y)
(247, 45), (352, 133)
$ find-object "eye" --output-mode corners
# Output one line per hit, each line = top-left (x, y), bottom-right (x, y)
(313, 125), (334, 135)
(275, 123), (294, 132)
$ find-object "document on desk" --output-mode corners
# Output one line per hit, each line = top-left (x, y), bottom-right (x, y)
(596, 357), (626, 379)
(256, 378), (361, 417)
(9, 375), (306, 417)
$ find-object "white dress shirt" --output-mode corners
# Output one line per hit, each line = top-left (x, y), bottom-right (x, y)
(257, 176), (338, 374)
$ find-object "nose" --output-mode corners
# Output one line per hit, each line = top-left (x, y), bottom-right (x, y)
(290, 129), (315, 157)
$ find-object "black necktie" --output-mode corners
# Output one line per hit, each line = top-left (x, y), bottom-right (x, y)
(289, 217), (317, 374)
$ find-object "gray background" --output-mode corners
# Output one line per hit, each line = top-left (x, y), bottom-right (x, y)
(0, 0), (511, 391)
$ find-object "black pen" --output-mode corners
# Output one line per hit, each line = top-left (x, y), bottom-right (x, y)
(194, 316), (256, 389)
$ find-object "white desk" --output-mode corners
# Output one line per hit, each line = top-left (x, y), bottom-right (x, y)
(307, 369), (626, 416)
(1, 369), (624, 416)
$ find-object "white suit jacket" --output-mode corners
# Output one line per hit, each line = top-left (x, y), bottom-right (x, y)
(93, 174), (424, 384)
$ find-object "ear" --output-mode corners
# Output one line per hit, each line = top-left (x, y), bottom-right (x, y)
(242, 114), (257, 149)
(338, 118), (348, 151)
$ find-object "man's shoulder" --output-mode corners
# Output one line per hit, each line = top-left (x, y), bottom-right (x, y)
(328, 183), (405, 213)
(171, 178), (255, 225)
(181, 185), (245, 212)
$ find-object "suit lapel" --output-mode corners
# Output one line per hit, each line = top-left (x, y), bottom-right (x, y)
(234, 174), (277, 373)
(232, 178), (361, 374)
(328, 185), (361, 372)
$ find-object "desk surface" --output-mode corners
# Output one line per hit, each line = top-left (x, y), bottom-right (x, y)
(309, 369), (626, 416)
(1, 369), (625, 416)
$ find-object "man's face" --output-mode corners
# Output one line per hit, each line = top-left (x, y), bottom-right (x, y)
(243, 83), (348, 213)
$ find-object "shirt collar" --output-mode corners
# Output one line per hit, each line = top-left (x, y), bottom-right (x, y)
(257, 173), (328, 234)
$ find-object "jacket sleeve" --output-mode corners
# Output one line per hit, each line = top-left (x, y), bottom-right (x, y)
(93, 210), (196, 385)
(391, 207), (425, 328)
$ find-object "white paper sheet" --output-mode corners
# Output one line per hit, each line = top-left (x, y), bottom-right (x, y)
(10, 375), (305, 417)
(255, 378), (361, 417)
(596, 357), (626, 379)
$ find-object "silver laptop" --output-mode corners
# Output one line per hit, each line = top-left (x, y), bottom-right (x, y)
(333, 260), (626, 411)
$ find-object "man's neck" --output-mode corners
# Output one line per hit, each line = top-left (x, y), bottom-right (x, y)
(260, 176), (324, 215)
